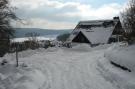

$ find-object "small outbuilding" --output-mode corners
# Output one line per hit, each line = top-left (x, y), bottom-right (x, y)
(68, 17), (125, 46)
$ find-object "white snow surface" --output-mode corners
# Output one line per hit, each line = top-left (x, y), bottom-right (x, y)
(0, 43), (135, 89)
(105, 43), (135, 71)
(11, 36), (55, 43)
(82, 27), (114, 44)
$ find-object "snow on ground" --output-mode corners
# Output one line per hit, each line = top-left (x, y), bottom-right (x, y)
(0, 64), (46, 89)
(105, 43), (135, 71)
(0, 43), (135, 89)
(11, 36), (55, 43)
(100, 43), (135, 89)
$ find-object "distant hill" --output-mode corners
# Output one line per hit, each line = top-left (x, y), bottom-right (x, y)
(14, 28), (72, 38)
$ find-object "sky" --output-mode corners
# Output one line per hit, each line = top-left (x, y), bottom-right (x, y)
(10, 0), (128, 29)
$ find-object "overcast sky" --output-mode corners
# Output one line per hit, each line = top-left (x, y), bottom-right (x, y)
(11, 0), (127, 29)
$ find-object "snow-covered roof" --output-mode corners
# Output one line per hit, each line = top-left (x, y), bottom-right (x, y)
(81, 27), (114, 44)
(79, 20), (113, 26)
(69, 18), (119, 44)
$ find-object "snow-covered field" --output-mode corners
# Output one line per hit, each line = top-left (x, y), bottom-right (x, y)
(0, 43), (135, 89)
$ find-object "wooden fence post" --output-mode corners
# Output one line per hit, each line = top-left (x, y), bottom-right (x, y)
(16, 44), (19, 67)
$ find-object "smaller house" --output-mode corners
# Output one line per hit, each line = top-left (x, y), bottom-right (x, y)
(68, 17), (125, 46)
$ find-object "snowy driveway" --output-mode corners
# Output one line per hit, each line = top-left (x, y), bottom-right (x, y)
(19, 47), (118, 89)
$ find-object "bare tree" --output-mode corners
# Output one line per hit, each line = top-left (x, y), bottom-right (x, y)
(0, 0), (17, 57)
(25, 32), (40, 49)
(121, 0), (135, 38)
(25, 32), (39, 42)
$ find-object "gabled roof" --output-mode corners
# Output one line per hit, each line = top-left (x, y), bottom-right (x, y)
(68, 17), (120, 44)
(80, 27), (114, 44)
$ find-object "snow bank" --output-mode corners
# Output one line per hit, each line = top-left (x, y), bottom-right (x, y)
(0, 64), (46, 89)
(71, 43), (92, 51)
(71, 43), (113, 52)
(97, 55), (135, 89)
(2, 48), (46, 63)
(105, 43), (135, 72)
(92, 43), (114, 50)
(96, 43), (135, 89)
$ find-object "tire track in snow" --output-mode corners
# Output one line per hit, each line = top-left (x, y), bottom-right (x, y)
(20, 48), (119, 89)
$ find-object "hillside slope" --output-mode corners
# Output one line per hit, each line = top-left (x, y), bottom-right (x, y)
(14, 28), (72, 38)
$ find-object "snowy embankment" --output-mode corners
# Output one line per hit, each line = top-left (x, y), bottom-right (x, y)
(105, 43), (135, 71)
(97, 43), (135, 89)
(0, 64), (46, 89)
(0, 43), (135, 89)
(0, 48), (50, 89)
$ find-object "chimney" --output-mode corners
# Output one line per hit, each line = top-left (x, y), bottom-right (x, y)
(113, 17), (120, 21)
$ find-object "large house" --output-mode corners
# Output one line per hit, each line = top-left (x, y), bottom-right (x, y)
(68, 17), (125, 46)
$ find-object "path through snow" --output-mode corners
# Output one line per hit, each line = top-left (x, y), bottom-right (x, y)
(18, 47), (118, 89)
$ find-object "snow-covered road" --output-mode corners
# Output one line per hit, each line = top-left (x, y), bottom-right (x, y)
(18, 47), (118, 89)
(1, 44), (135, 89)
